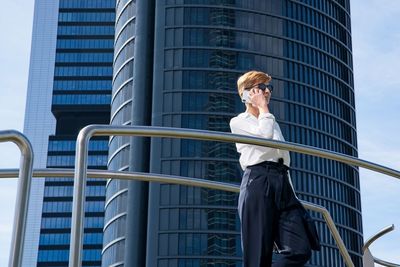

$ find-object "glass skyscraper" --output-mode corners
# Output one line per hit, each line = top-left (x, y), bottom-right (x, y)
(24, 0), (361, 266)
(101, 0), (135, 265)
(105, 0), (362, 267)
(23, 0), (115, 266)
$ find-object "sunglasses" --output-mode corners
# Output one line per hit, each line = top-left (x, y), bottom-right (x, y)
(245, 83), (274, 93)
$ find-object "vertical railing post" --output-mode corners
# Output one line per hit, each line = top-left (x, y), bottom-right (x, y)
(68, 128), (92, 267)
(0, 130), (34, 267)
(303, 202), (355, 267)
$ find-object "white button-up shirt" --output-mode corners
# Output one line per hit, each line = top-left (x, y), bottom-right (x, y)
(229, 111), (290, 170)
(229, 111), (296, 191)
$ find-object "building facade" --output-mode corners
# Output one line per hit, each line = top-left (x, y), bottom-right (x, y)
(22, 1), (59, 265)
(24, 0), (361, 266)
(105, 0), (362, 267)
(23, 0), (115, 266)
(101, 0), (135, 265)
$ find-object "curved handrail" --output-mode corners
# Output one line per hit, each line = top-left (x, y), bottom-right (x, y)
(2, 166), (400, 266)
(374, 258), (400, 267)
(363, 224), (394, 253)
(67, 124), (400, 267)
(0, 130), (34, 267)
(80, 125), (400, 178)
(0, 168), (240, 192)
(2, 127), (400, 266)
(0, 168), (352, 266)
(363, 225), (400, 267)
(3, 124), (400, 267)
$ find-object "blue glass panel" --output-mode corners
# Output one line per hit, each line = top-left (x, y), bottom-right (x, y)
(52, 94), (111, 105)
(47, 155), (108, 167)
(54, 66), (113, 77)
(58, 25), (115, 36)
(37, 249), (69, 262)
(55, 52), (114, 63)
(59, 12), (115, 22)
(48, 139), (108, 152)
(59, 0), (115, 9)
(53, 80), (112, 91)
(56, 39), (114, 49)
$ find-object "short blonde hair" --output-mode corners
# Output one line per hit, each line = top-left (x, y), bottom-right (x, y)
(237, 70), (272, 97)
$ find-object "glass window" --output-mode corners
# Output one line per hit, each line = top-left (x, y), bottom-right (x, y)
(47, 155), (108, 167)
(59, 0), (115, 8)
(59, 12), (115, 22)
(58, 25), (115, 36)
(56, 39), (114, 49)
(53, 80), (112, 91)
(54, 66), (113, 77)
(52, 94), (111, 105)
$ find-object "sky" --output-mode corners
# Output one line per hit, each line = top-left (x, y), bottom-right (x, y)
(351, 0), (400, 265)
(0, 1), (34, 265)
(0, 0), (399, 266)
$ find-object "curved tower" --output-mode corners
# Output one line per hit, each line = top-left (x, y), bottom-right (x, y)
(106, 0), (362, 266)
(148, 1), (361, 266)
(102, 0), (135, 266)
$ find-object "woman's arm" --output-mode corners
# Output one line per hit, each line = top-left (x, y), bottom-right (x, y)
(229, 113), (276, 139)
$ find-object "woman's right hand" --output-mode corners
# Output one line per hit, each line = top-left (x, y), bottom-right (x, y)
(249, 88), (270, 108)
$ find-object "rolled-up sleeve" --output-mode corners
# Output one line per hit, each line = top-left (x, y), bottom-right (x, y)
(229, 113), (276, 153)
(257, 112), (275, 139)
(229, 113), (275, 139)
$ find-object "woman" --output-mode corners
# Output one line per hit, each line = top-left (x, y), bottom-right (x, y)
(229, 70), (313, 266)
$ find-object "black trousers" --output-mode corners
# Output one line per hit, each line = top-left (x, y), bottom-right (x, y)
(238, 161), (311, 267)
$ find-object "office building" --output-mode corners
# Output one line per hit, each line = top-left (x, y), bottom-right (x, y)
(23, 0), (115, 266)
(23, 0), (361, 266)
(104, 0), (362, 267)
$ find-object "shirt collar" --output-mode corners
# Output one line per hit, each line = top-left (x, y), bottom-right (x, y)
(239, 111), (258, 120)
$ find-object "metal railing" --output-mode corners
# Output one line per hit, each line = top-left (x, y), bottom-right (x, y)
(363, 225), (400, 267)
(2, 126), (400, 267)
(0, 130), (34, 267)
(67, 125), (400, 267)
(0, 167), (350, 266)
